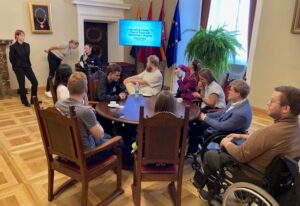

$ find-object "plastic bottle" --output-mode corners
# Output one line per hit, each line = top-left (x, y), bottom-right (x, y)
(134, 82), (139, 96)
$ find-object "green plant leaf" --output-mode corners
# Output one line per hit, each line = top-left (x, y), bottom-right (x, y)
(185, 26), (242, 77)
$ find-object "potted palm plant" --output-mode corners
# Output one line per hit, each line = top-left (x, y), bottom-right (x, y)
(185, 26), (242, 78)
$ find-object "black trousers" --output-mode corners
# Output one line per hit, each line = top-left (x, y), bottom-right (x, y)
(187, 120), (211, 153)
(13, 67), (38, 102)
(46, 52), (61, 91)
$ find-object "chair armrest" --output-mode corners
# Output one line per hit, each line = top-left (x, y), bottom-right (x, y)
(84, 136), (122, 158)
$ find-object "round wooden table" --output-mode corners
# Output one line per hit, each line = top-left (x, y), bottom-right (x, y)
(95, 95), (200, 125)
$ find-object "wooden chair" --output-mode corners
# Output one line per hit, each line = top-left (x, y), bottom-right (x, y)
(131, 106), (190, 206)
(32, 97), (124, 206)
(49, 80), (58, 104)
(87, 69), (103, 101)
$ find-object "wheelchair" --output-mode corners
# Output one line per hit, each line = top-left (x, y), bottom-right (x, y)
(188, 130), (247, 170)
(193, 153), (300, 206)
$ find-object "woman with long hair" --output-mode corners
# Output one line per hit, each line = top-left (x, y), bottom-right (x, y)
(192, 68), (226, 112)
(174, 59), (201, 100)
(54, 64), (72, 101)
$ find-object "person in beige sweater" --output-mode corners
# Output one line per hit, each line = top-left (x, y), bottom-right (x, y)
(198, 85), (300, 201)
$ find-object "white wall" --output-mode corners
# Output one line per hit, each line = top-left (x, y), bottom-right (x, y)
(0, 0), (78, 89)
(249, 0), (300, 109)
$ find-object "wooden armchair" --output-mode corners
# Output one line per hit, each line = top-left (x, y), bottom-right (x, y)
(131, 106), (189, 206)
(87, 70), (103, 101)
(49, 80), (58, 104)
(32, 97), (124, 206)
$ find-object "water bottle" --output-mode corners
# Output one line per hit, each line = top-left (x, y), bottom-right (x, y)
(134, 82), (139, 96)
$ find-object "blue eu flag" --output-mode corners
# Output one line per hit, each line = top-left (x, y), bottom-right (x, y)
(166, 0), (181, 68)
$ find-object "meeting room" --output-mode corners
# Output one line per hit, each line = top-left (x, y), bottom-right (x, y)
(0, 0), (299, 205)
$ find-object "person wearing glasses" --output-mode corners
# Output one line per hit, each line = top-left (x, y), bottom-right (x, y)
(187, 79), (252, 155)
(197, 85), (300, 201)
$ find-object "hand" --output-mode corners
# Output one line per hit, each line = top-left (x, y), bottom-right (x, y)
(199, 112), (206, 121)
(174, 68), (180, 76)
(192, 92), (201, 98)
(220, 138), (232, 148)
(225, 133), (240, 141)
(119, 92), (126, 100)
(83, 53), (88, 61)
(197, 81), (204, 90)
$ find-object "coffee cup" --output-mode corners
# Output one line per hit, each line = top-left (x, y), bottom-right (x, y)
(176, 98), (183, 103)
(110, 101), (117, 106)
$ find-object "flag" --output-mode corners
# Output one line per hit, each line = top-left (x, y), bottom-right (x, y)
(158, 0), (167, 61)
(166, 0), (181, 68)
(129, 1), (142, 58)
(137, 1), (156, 64)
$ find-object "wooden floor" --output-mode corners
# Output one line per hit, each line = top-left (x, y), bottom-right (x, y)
(0, 89), (273, 206)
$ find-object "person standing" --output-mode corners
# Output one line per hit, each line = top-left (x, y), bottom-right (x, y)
(44, 40), (79, 98)
(9, 29), (38, 107)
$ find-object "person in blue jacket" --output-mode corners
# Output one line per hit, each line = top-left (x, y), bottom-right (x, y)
(187, 79), (252, 154)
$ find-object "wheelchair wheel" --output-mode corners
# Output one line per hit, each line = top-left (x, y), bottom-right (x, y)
(222, 182), (279, 206)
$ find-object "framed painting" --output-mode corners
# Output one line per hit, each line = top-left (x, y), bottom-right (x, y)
(292, 0), (300, 34)
(29, 2), (52, 33)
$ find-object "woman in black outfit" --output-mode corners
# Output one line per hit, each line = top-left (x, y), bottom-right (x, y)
(9, 30), (38, 107)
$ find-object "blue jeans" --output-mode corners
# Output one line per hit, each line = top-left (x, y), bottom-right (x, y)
(86, 133), (113, 165)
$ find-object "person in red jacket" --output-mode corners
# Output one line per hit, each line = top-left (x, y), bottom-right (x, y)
(174, 59), (201, 100)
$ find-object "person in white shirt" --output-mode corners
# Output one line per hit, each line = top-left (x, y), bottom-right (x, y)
(123, 55), (163, 95)
(192, 68), (226, 113)
(54, 64), (72, 101)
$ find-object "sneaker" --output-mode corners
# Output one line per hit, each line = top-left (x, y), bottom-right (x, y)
(198, 189), (211, 202)
(45, 91), (52, 98)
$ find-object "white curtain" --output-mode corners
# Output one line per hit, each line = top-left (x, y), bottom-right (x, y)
(207, 0), (250, 65)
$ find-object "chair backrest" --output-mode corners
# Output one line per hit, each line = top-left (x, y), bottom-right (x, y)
(137, 106), (189, 166)
(87, 70), (103, 101)
(33, 97), (86, 168)
(50, 80), (58, 104)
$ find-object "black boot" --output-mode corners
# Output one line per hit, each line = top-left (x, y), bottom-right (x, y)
(21, 99), (30, 107)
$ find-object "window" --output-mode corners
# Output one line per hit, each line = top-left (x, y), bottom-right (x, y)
(207, 0), (250, 65)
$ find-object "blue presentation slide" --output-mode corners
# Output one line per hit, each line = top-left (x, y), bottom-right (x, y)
(119, 20), (162, 47)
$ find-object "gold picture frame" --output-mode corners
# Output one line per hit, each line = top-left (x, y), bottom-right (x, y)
(29, 2), (52, 34)
(292, 0), (300, 34)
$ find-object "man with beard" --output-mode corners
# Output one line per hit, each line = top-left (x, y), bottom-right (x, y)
(123, 55), (163, 95)
(197, 85), (300, 201)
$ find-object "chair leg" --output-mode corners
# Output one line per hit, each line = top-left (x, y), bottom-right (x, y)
(48, 168), (54, 201)
(135, 179), (141, 206)
(168, 181), (176, 205)
(81, 181), (88, 206)
(176, 180), (182, 206)
(116, 153), (122, 190)
(131, 176), (141, 206)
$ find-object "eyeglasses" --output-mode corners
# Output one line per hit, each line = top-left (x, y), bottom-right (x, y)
(268, 99), (281, 105)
